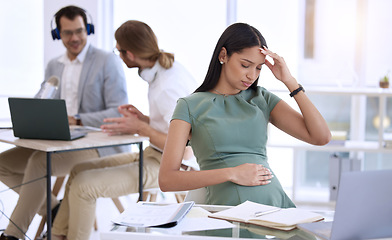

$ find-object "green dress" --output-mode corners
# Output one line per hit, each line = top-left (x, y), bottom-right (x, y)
(172, 86), (295, 208)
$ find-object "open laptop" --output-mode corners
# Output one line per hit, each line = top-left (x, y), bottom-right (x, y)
(297, 169), (392, 240)
(8, 97), (86, 141)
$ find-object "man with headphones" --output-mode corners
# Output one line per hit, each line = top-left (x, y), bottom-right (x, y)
(0, 5), (128, 240)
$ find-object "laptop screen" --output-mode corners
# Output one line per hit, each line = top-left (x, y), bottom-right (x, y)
(8, 98), (84, 140)
(331, 169), (392, 239)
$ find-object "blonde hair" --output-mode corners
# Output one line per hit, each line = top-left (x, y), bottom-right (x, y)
(115, 20), (174, 69)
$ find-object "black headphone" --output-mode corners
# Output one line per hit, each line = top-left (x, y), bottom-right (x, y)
(50, 9), (95, 40)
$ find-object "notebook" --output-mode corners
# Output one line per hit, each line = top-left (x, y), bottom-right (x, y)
(8, 97), (86, 141)
(297, 169), (392, 240)
(208, 200), (324, 231)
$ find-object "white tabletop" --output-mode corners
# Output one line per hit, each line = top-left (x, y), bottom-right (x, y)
(100, 204), (335, 240)
(0, 129), (148, 152)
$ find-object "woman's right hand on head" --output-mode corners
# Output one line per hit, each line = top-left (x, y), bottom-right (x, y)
(260, 46), (295, 85)
(230, 163), (273, 186)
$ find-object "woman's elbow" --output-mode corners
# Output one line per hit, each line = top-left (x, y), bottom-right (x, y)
(313, 131), (332, 146)
(158, 172), (172, 192)
(158, 179), (169, 192)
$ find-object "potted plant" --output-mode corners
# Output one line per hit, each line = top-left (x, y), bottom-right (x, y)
(379, 73), (390, 88)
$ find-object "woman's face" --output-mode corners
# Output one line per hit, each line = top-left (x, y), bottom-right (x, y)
(219, 46), (265, 94)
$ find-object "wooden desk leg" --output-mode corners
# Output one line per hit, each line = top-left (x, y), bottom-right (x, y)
(138, 142), (143, 201)
(46, 152), (52, 240)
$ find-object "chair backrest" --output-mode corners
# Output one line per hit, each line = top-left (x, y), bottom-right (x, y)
(184, 187), (207, 204)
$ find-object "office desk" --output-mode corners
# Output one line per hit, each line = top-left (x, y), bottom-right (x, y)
(0, 129), (148, 240)
(101, 204), (335, 240)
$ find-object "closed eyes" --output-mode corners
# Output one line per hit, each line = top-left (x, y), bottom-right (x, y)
(242, 64), (262, 71)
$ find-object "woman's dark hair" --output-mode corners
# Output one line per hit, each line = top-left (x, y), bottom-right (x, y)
(55, 5), (88, 32)
(195, 23), (267, 93)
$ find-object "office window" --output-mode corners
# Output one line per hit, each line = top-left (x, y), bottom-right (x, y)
(0, 1), (43, 125)
(0, 1), (44, 97)
(298, 0), (358, 87)
(237, 0), (300, 89)
(295, 0), (392, 203)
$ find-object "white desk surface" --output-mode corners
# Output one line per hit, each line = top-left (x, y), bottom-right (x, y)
(0, 129), (148, 152)
(100, 204), (335, 240)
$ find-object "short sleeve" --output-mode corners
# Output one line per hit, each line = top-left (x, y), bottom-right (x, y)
(171, 98), (191, 124)
(259, 87), (281, 112)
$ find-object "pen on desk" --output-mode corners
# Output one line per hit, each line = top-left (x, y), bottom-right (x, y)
(254, 208), (281, 217)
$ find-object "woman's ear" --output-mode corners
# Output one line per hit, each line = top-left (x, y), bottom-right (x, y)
(218, 47), (227, 63)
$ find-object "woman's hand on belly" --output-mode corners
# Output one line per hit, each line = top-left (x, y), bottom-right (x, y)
(228, 163), (273, 186)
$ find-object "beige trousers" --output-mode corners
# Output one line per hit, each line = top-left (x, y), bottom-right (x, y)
(0, 147), (99, 239)
(51, 146), (161, 240)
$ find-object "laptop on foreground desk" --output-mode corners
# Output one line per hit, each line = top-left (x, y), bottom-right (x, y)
(8, 98), (86, 141)
(298, 169), (392, 240)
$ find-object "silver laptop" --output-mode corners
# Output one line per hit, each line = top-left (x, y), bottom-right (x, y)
(298, 169), (392, 240)
(8, 97), (86, 141)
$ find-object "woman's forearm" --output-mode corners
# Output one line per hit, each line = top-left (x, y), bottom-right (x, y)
(159, 168), (233, 192)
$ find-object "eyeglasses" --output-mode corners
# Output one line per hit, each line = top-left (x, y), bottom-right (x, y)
(60, 28), (86, 39)
(113, 47), (127, 56)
